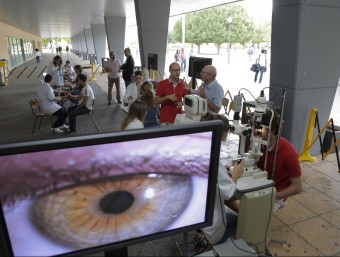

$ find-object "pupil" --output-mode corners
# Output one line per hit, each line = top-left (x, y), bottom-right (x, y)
(99, 191), (134, 214)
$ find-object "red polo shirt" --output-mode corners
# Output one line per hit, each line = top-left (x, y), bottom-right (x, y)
(156, 78), (187, 124)
(257, 137), (302, 193)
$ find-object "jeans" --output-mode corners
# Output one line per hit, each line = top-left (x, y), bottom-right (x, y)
(254, 66), (265, 83)
(52, 108), (68, 128)
(68, 105), (90, 131)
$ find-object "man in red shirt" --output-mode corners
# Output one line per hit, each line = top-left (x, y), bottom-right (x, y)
(256, 110), (302, 210)
(155, 62), (188, 125)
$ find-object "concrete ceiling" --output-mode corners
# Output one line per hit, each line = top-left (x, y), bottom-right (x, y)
(0, 0), (240, 38)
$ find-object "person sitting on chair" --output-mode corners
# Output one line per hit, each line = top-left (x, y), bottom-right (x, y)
(193, 112), (244, 251)
(36, 74), (68, 134)
(256, 110), (302, 211)
(64, 74), (95, 133)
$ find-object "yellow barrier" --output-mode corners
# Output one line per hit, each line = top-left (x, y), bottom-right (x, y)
(299, 108), (318, 162)
(0, 60), (8, 86)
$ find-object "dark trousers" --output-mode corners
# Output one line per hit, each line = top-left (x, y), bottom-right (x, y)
(108, 77), (121, 101)
(52, 108), (68, 128)
(124, 80), (131, 88)
(254, 67), (264, 83)
(68, 105), (90, 131)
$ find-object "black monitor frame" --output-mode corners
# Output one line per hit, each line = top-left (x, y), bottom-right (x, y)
(0, 121), (222, 257)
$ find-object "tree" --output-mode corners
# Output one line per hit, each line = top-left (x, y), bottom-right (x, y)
(171, 4), (257, 53)
(253, 20), (272, 46)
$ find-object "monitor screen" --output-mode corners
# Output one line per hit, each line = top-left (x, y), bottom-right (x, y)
(0, 122), (221, 257)
(188, 57), (213, 79)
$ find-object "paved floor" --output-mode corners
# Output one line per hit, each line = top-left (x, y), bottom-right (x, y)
(1, 53), (339, 257)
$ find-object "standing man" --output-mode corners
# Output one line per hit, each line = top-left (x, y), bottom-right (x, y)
(195, 65), (224, 113)
(120, 47), (135, 88)
(36, 74), (68, 134)
(104, 52), (122, 105)
(155, 62), (188, 125)
(256, 110), (302, 211)
(64, 74), (95, 133)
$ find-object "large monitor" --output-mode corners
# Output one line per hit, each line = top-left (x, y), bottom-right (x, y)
(188, 57), (213, 79)
(0, 122), (222, 257)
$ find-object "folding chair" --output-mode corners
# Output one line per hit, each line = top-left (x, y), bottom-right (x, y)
(29, 98), (53, 134)
(78, 98), (99, 133)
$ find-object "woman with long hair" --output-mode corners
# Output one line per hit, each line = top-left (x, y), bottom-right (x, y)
(139, 82), (160, 127)
(121, 100), (147, 130)
(47, 55), (63, 86)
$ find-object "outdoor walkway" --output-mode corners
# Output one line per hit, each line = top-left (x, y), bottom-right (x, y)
(0, 52), (339, 257)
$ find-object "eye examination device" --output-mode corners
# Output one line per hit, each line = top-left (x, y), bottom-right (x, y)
(174, 95), (207, 124)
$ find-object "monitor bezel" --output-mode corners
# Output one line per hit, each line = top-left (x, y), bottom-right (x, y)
(0, 121), (222, 257)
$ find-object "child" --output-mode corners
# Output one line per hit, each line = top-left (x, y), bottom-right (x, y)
(121, 100), (147, 130)
(139, 82), (160, 127)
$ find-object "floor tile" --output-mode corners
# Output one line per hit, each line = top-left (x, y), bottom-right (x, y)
(267, 226), (322, 256)
(271, 215), (286, 230)
(320, 209), (340, 229)
(290, 216), (340, 256)
(292, 187), (339, 215)
(273, 198), (317, 225)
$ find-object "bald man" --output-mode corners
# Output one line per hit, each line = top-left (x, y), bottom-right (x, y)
(195, 65), (224, 113)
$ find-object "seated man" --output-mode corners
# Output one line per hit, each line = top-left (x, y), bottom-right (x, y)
(64, 74), (95, 133)
(36, 74), (68, 134)
(123, 70), (143, 106)
(256, 110), (302, 211)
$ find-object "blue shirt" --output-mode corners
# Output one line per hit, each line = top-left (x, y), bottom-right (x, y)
(195, 80), (224, 111)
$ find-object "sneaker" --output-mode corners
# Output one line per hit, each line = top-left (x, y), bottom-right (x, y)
(50, 127), (64, 134)
(59, 124), (69, 130)
(117, 100), (122, 104)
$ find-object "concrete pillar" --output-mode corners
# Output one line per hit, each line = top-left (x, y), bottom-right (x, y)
(76, 33), (82, 53)
(270, 0), (340, 154)
(79, 30), (87, 53)
(91, 24), (107, 65)
(104, 16), (126, 65)
(84, 28), (95, 54)
(134, 0), (171, 77)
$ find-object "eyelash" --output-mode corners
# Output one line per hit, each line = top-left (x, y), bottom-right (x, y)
(1, 153), (210, 209)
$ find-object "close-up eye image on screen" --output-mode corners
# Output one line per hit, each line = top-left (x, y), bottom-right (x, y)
(0, 122), (221, 257)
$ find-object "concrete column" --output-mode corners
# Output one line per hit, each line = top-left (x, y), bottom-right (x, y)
(270, 0), (340, 154)
(134, 0), (171, 77)
(84, 28), (95, 54)
(91, 24), (107, 65)
(76, 33), (83, 53)
(104, 17), (126, 65)
(79, 30), (87, 53)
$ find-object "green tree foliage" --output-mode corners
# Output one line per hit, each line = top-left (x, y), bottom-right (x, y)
(172, 4), (269, 53)
(253, 20), (271, 45)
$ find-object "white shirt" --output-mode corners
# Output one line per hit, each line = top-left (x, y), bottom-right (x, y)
(64, 66), (75, 80)
(47, 62), (64, 86)
(79, 84), (95, 110)
(126, 118), (144, 130)
(104, 58), (121, 79)
(36, 83), (61, 114)
(123, 82), (139, 105)
(202, 149), (236, 244)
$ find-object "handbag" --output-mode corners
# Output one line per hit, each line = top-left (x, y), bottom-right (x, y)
(250, 63), (260, 72)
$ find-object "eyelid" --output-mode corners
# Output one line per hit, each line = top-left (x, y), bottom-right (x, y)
(1, 134), (212, 206)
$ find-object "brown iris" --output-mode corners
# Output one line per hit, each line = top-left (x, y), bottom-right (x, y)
(31, 173), (192, 249)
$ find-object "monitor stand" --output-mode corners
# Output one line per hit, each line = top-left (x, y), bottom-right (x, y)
(104, 246), (128, 257)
